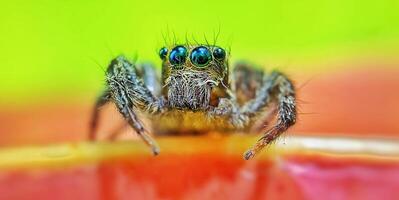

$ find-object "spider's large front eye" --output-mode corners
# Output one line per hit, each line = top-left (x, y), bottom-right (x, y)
(169, 46), (188, 68)
(213, 47), (226, 60)
(190, 46), (212, 68)
(159, 47), (168, 60)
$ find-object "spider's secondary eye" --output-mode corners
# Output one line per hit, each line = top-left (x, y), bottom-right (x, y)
(169, 46), (188, 67)
(213, 47), (226, 60)
(159, 47), (168, 60)
(190, 46), (212, 68)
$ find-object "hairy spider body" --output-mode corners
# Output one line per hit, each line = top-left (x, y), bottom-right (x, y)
(89, 44), (296, 160)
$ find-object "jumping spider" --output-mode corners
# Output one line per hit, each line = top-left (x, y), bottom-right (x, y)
(89, 44), (296, 160)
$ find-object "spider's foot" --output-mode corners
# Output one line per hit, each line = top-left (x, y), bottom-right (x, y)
(243, 149), (256, 160)
(151, 146), (160, 156)
(243, 141), (265, 160)
(138, 131), (160, 156)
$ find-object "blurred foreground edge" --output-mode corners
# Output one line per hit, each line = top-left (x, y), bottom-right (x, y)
(0, 135), (398, 200)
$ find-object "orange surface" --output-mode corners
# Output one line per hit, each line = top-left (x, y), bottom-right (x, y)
(0, 68), (399, 146)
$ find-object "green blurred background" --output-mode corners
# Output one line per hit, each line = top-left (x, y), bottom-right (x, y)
(1, 0), (398, 104)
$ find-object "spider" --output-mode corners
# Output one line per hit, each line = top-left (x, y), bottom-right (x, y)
(89, 44), (296, 160)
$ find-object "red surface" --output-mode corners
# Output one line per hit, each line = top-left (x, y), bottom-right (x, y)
(0, 154), (398, 200)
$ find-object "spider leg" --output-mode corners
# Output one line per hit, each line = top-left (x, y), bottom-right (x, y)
(104, 62), (163, 141)
(206, 62), (265, 129)
(113, 56), (166, 155)
(88, 89), (111, 140)
(90, 56), (165, 155)
(242, 71), (296, 160)
(232, 61), (264, 105)
(209, 65), (296, 160)
(136, 63), (162, 96)
(115, 92), (160, 155)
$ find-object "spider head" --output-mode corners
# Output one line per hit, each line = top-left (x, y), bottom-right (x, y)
(160, 45), (229, 110)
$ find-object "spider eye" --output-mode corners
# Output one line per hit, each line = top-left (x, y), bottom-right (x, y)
(169, 46), (188, 68)
(213, 47), (226, 60)
(159, 47), (168, 60)
(190, 46), (212, 68)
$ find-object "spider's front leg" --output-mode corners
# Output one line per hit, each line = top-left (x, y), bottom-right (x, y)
(241, 70), (297, 160)
(89, 56), (165, 155)
(106, 62), (163, 141)
(209, 65), (296, 160)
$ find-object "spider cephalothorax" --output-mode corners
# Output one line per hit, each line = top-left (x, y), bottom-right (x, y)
(89, 44), (297, 160)
(161, 45), (229, 110)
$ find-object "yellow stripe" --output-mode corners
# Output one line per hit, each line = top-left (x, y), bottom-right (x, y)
(0, 135), (398, 170)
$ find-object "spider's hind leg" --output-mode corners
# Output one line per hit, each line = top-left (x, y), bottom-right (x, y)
(136, 63), (162, 97)
(242, 71), (297, 160)
(232, 62), (264, 105)
(89, 90), (111, 140)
